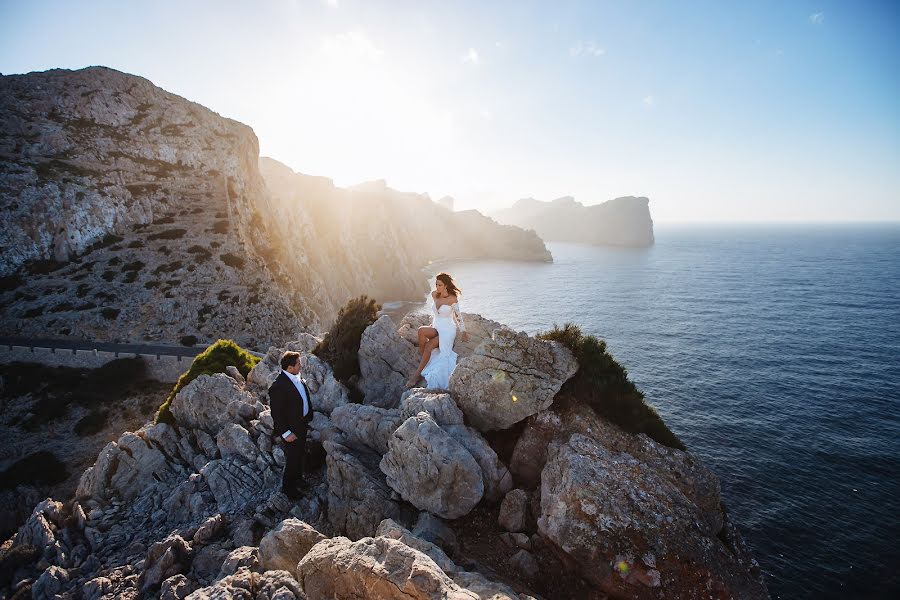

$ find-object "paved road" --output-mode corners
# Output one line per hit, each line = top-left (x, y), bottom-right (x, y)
(0, 336), (207, 358)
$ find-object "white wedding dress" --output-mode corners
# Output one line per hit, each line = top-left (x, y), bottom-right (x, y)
(421, 299), (466, 390)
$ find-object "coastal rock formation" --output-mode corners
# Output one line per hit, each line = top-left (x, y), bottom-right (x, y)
(449, 326), (578, 431)
(493, 195), (655, 247)
(0, 312), (768, 600)
(0, 66), (550, 346)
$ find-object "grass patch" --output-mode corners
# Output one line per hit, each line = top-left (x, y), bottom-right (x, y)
(155, 339), (260, 425)
(219, 253), (244, 269)
(100, 307), (120, 320)
(74, 410), (109, 436)
(313, 296), (380, 398)
(538, 323), (684, 450)
(148, 228), (187, 241)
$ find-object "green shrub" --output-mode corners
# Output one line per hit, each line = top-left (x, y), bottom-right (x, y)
(0, 451), (69, 490)
(74, 410), (108, 436)
(220, 254), (244, 269)
(148, 228), (187, 241)
(313, 296), (380, 391)
(155, 339), (260, 425)
(539, 323), (684, 450)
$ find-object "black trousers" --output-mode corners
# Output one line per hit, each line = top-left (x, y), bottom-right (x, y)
(281, 425), (307, 492)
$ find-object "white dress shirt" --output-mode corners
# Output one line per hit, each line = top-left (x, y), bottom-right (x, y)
(281, 370), (310, 440)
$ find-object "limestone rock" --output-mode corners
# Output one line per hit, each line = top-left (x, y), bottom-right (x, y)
(33, 565), (69, 599)
(192, 514), (226, 546)
(329, 403), (401, 455)
(399, 389), (465, 426)
(380, 412), (484, 519)
(538, 434), (768, 599)
(224, 366), (247, 386)
(443, 424), (513, 502)
(218, 546), (261, 578)
(138, 534), (192, 593)
(375, 518), (458, 574)
(258, 518), (327, 578)
(171, 374), (258, 436)
(450, 571), (523, 600)
(216, 423), (259, 463)
(508, 550), (539, 579)
(297, 536), (478, 599)
(412, 512), (458, 557)
(186, 567), (305, 600)
(449, 327), (578, 431)
(300, 353), (350, 414)
(358, 315), (420, 407)
(498, 489), (529, 533)
(160, 574), (195, 600)
(324, 440), (404, 539)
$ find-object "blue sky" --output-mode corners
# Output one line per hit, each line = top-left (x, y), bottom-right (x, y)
(1, 0), (898, 221)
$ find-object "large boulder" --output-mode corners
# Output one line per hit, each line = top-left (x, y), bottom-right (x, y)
(170, 374), (259, 436)
(374, 518), (458, 574)
(399, 389), (465, 426)
(443, 424), (513, 502)
(138, 535), (193, 593)
(538, 434), (768, 600)
(358, 315), (420, 408)
(186, 567), (305, 599)
(449, 327), (577, 431)
(258, 518), (327, 578)
(329, 404), (402, 455)
(380, 412), (484, 519)
(324, 440), (405, 539)
(297, 536), (479, 600)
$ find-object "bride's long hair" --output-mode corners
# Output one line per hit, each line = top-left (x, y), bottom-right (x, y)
(436, 272), (462, 297)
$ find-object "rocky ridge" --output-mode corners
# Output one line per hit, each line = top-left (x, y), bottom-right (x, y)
(493, 195), (655, 247)
(3, 311), (768, 600)
(0, 67), (549, 345)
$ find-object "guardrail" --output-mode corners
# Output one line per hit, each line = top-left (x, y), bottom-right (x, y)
(0, 344), (192, 382)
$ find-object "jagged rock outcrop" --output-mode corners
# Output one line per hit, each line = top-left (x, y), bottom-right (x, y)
(380, 412), (485, 519)
(449, 326), (578, 431)
(493, 195), (655, 247)
(297, 536), (477, 600)
(0, 67), (550, 346)
(1, 312), (768, 600)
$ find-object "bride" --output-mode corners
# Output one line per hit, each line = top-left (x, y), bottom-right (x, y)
(406, 272), (468, 389)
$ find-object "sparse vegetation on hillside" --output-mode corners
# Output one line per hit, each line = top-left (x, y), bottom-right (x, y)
(539, 323), (685, 450)
(313, 295), (380, 399)
(155, 339), (260, 425)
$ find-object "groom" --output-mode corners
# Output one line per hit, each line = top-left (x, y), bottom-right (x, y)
(269, 351), (314, 499)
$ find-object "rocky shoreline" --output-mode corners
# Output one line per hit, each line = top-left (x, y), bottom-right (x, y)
(2, 312), (768, 600)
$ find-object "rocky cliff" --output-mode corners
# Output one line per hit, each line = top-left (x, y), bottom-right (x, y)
(0, 67), (549, 346)
(2, 313), (768, 600)
(493, 196), (655, 247)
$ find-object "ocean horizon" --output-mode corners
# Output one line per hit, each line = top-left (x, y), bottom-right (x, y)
(418, 223), (900, 600)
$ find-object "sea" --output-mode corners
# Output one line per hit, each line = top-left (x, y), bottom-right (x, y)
(423, 224), (900, 600)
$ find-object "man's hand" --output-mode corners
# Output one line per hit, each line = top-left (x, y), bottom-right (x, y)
(285, 432), (298, 442)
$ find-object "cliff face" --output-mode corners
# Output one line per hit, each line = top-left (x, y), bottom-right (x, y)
(259, 158), (551, 306)
(0, 67), (549, 345)
(493, 195), (655, 247)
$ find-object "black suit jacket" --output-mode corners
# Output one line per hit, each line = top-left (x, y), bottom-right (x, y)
(269, 371), (314, 439)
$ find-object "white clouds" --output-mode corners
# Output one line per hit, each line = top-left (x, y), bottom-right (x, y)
(643, 95), (655, 107)
(321, 30), (384, 62)
(570, 41), (605, 57)
(463, 47), (479, 64)
(809, 12), (825, 25)
(325, 0), (338, 7)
